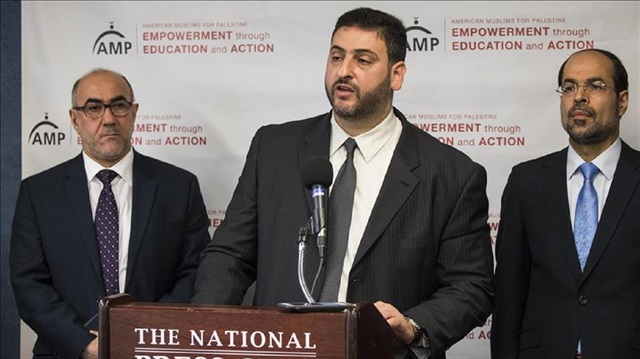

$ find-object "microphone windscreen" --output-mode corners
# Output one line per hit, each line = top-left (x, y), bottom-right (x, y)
(302, 157), (333, 189)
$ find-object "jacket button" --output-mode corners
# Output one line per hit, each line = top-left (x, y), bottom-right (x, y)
(578, 295), (588, 305)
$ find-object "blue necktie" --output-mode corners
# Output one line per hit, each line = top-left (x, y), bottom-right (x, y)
(574, 162), (599, 271)
(95, 169), (120, 295)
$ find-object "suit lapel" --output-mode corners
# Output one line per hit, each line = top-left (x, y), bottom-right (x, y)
(353, 113), (419, 266)
(63, 154), (103, 280)
(583, 142), (640, 278)
(541, 149), (584, 282)
(126, 152), (157, 286)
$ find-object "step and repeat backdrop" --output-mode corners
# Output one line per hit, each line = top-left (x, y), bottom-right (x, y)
(21, 1), (639, 358)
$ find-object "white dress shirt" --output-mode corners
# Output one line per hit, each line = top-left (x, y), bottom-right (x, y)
(83, 149), (134, 293)
(566, 138), (621, 227)
(329, 110), (402, 302)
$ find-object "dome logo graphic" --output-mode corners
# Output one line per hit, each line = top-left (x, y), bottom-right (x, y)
(406, 17), (441, 52)
(93, 22), (133, 55)
(28, 113), (66, 146)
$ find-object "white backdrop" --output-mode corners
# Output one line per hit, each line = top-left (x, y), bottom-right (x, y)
(21, 1), (639, 358)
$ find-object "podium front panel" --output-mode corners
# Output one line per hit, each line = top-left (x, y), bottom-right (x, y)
(106, 303), (349, 359)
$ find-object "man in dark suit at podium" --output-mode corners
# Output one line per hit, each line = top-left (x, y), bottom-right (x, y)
(491, 49), (639, 359)
(10, 69), (211, 359)
(193, 7), (494, 358)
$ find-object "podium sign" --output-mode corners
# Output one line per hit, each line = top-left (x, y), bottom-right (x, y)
(99, 294), (405, 359)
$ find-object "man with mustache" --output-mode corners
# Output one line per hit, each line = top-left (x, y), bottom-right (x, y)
(193, 7), (494, 358)
(10, 69), (211, 359)
(491, 49), (639, 359)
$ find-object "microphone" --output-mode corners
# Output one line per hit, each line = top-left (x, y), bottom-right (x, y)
(276, 157), (351, 310)
(301, 157), (333, 259)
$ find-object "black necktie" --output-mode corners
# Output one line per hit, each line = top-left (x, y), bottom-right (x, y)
(320, 138), (358, 301)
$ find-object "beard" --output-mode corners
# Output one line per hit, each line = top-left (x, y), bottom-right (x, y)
(563, 105), (618, 145)
(326, 72), (392, 122)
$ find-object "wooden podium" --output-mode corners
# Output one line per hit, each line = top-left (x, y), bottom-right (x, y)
(98, 294), (407, 359)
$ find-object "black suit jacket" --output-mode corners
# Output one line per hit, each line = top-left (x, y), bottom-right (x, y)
(193, 109), (494, 357)
(491, 141), (640, 359)
(10, 151), (210, 359)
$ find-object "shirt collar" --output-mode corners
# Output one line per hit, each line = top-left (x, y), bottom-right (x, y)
(329, 109), (398, 163)
(566, 137), (621, 181)
(83, 149), (134, 185)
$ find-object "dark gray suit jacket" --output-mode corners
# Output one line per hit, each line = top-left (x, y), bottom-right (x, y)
(193, 109), (494, 357)
(10, 151), (210, 359)
(491, 141), (640, 359)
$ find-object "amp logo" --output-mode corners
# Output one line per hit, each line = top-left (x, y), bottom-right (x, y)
(28, 113), (66, 145)
(93, 21), (133, 55)
(406, 17), (441, 52)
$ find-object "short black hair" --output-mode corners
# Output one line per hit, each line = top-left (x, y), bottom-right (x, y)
(557, 49), (628, 92)
(332, 7), (407, 64)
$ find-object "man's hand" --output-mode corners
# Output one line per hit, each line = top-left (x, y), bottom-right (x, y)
(82, 331), (99, 359)
(374, 301), (415, 344)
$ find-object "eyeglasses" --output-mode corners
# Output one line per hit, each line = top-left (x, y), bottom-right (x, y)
(73, 100), (134, 119)
(556, 80), (617, 97)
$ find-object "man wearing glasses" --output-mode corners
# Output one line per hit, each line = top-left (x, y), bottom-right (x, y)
(491, 49), (639, 359)
(10, 69), (211, 359)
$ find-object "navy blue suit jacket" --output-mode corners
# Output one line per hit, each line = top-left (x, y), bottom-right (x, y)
(492, 141), (640, 359)
(10, 151), (210, 359)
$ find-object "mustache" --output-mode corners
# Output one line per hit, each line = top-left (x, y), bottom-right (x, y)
(100, 128), (122, 136)
(332, 78), (359, 92)
(569, 105), (595, 117)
